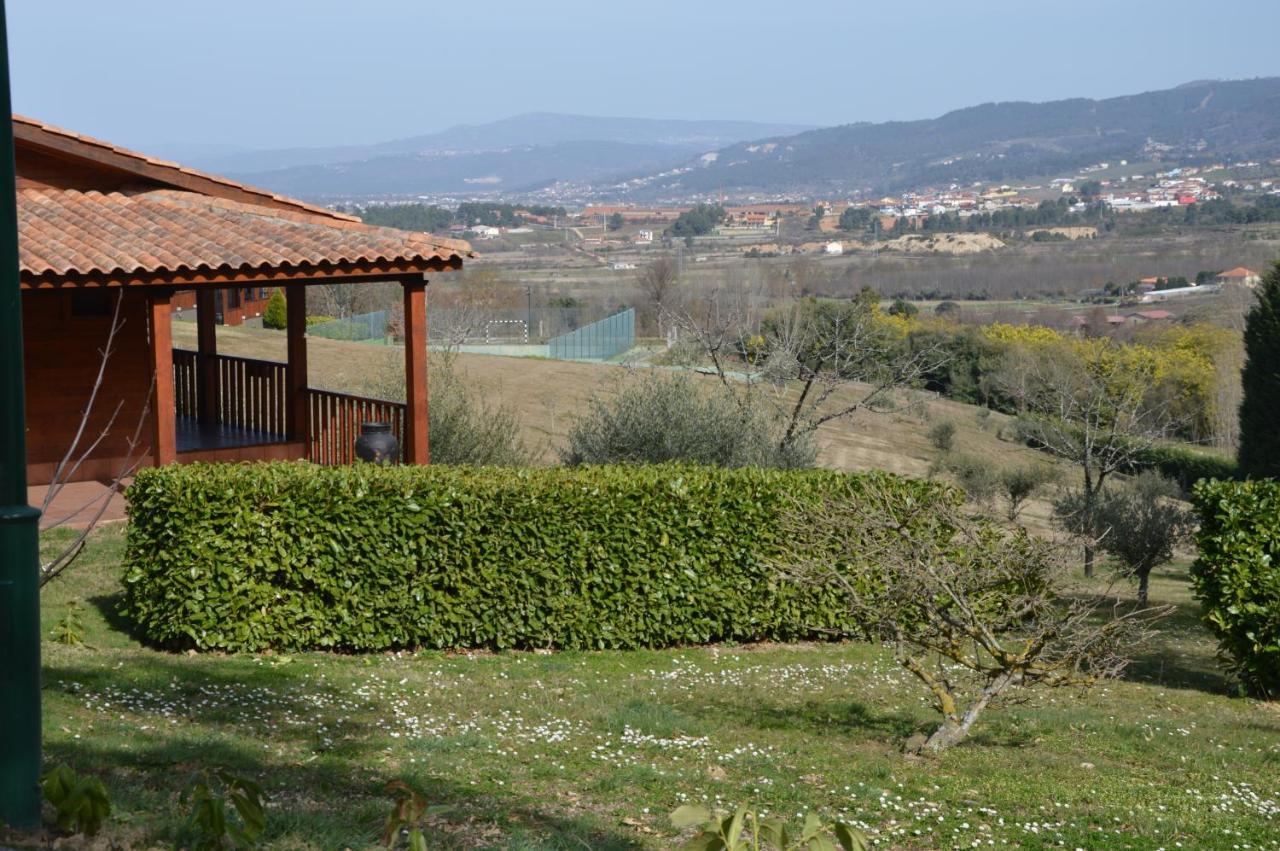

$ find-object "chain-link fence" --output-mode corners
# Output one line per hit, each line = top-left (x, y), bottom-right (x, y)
(305, 306), (635, 361)
(307, 310), (393, 343)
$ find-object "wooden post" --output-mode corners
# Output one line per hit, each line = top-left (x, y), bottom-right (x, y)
(402, 276), (428, 464)
(147, 289), (176, 466)
(195, 288), (218, 425)
(285, 286), (308, 442)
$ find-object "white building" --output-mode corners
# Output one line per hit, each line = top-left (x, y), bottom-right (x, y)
(824, 241), (843, 255)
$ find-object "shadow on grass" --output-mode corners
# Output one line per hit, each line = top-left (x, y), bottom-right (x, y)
(1064, 568), (1231, 695)
(685, 694), (926, 747)
(42, 651), (645, 849)
(87, 591), (144, 643)
(38, 722), (643, 850)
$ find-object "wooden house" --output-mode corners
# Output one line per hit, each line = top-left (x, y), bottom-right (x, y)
(171, 285), (276, 326)
(14, 115), (471, 487)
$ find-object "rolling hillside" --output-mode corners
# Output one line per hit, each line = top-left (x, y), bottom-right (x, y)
(191, 113), (813, 200)
(620, 77), (1280, 198)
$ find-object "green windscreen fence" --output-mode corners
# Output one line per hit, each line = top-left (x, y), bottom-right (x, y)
(548, 308), (635, 360)
(307, 310), (391, 342)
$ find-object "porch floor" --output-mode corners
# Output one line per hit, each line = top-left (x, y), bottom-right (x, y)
(176, 416), (288, 453)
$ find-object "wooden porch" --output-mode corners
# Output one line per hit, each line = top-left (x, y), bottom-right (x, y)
(166, 284), (417, 467)
(15, 114), (471, 486)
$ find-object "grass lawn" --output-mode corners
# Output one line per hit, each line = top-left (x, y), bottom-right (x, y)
(14, 524), (1277, 849)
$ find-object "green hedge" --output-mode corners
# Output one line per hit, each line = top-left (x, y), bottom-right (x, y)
(121, 463), (957, 653)
(1190, 479), (1280, 698)
(1129, 445), (1239, 493)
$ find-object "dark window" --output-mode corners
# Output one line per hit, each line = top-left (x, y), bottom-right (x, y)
(69, 290), (111, 317)
(228, 289), (241, 309)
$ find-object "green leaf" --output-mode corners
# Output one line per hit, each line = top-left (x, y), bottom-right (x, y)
(671, 805), (712, 829)
(834, 823), (869, 851)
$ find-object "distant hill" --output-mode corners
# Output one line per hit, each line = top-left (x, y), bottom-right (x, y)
(224, 140), (724, 199)
(178, 113), (811, 199)
(618, 78), (1280, 199)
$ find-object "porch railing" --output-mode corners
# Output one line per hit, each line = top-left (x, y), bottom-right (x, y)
(173, 349), (287, 434)
(174, 349), (407, 464)
(308, 388), (406, 465)
(173, 349), (198, 418)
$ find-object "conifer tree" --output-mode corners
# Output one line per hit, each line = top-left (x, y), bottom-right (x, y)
(262, 288), (287, 330)
(1238, 261), (1280, 478)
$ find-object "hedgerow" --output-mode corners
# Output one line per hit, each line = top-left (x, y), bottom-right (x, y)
(1190, 479), (1280, 698)
(121, 463), (957, 653)
(1131, 444), (1239, 492)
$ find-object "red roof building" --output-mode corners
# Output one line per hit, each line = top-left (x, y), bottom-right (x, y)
(15, 115), (470, 485)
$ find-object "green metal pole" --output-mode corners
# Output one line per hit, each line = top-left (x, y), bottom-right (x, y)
(0, 0), (44, 831)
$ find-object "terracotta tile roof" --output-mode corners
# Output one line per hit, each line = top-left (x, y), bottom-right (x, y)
(18, 187), (472, 281)
(13, 114), (357, 223)
(1217, 266), (1258, 278)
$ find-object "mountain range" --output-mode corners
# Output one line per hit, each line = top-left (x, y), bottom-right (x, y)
(620, 77), (1280, 200)
(181, 79), (1280, 202)
(174, 114), (813, 199)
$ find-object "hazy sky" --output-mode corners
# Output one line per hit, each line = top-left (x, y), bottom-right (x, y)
(9, 0), (1280, 152)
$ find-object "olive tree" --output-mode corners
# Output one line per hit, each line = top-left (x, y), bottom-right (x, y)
(562, 371), (813, 468)
(1058, 471), (1195, 605)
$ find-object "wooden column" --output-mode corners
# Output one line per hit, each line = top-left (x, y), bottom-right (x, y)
(195, 288), (218, 425)
(147, 289), (176, 466)
(402, 276), (429, 464)
(285, 286), (309, 442)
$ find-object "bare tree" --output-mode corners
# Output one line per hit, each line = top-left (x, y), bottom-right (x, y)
(666, 271), (949, 459)
(998, 342), (1180, 576)
(779, 479), (1168, 752)
(637, 255), (679, 337)
(430, 268), (516, 349)
(40, 291), (153, 586)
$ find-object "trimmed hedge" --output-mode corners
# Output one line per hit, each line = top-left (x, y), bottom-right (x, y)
(1190, 479), (1280, 698)
(1129, 445), (1239, 493)
(122, 463), (957, 653)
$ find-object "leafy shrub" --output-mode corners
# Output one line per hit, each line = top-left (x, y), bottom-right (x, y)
(180, 769), (266, 850)
(262, 289), (287, 330)
(670, 804), (867, 851)
(941, 453), (999, 505)
(305, 315), (335, 327)
(927, 419), (957, 452)
(998, 463), (1059, 522)
(563, 372), (814, 469)
(361, 351), (531, 466)
(428, 363), (531, 466)
(42, 765), (110, 837)
(51, 600), (87, 646)
(1190, 479), (1280, 697)
(121, 463), (952, 652)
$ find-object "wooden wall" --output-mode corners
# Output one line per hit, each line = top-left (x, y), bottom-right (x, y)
(22, 289), (156, 484)
(16, 146), (158, 193)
